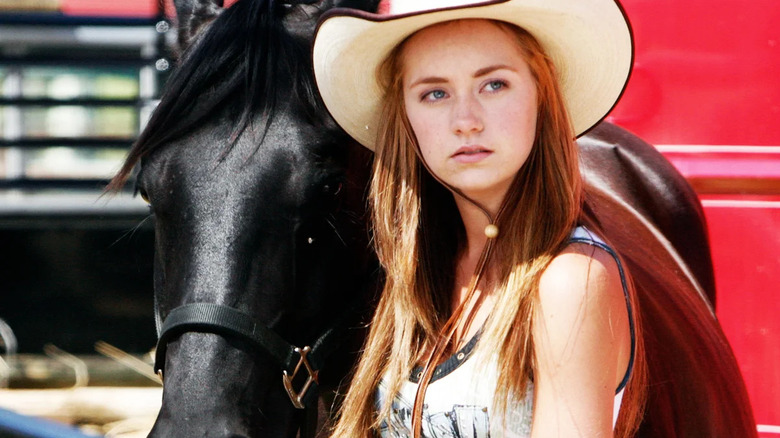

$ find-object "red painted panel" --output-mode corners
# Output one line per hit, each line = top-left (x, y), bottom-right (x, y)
(61, 0), (160, 17)
(160, 0), (239, 20)
(609, 0), (780, 146)
(703, 197), (780, 430)
(659, 146), (780, 179)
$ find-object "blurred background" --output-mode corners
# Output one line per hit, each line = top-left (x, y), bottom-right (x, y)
(1, 1), (169, 436)
(0, 0), (167, 356)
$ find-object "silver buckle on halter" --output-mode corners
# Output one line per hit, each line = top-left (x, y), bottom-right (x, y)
(282, 346), (319, 409)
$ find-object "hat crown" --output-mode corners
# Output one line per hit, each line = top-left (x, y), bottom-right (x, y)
(389, 0), (489, 14)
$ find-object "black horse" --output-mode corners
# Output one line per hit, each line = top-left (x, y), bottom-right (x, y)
(110, 0), (756, 437)
(111, 1), (379, 436)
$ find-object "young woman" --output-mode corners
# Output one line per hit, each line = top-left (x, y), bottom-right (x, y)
(312, 0), (644, 436)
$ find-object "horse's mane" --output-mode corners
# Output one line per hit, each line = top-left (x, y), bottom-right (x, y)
(109, 0), (321, 189)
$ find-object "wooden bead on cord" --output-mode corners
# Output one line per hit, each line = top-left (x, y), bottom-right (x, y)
(484, 224), (499, 239)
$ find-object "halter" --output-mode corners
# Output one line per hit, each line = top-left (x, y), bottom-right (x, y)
(154, 302), (346, 420)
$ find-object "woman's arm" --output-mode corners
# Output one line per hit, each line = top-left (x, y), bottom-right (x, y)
(530, 243), (632, 437)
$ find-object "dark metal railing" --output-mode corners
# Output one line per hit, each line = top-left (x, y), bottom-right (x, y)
(0, 11), (168, 195)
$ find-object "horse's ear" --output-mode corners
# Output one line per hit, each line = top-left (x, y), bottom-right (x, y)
(332, 0), (382, 12)
(282, 0), (379, 39)
(173, 0), (225, 53)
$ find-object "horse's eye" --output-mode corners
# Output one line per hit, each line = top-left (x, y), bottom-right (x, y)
(138, 188), (151, 204)
(323, 182), (342, 196)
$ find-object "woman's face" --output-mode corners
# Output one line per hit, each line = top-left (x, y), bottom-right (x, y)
(401, 19), (538, 213)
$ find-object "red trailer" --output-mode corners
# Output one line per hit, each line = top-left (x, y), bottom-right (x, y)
(609, 1), (780, 436)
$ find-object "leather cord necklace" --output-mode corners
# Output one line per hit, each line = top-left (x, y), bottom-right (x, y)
(410, 148), (508, 438)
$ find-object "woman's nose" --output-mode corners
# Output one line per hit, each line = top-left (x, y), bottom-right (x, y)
(451, 95), (484, 136)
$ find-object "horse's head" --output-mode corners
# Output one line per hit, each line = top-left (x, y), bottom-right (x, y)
(111, 0), (379, 436)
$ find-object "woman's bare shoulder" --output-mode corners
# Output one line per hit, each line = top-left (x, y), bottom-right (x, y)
(530, 242), (631, 436)
(537, 241), (624, 310)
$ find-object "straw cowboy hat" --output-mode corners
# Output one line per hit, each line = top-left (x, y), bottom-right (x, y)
(312, 0), (633, 150)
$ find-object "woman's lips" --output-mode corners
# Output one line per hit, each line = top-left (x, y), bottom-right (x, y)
(452, 145), (492, 163)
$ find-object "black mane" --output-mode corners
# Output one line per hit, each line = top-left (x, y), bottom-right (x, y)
(110, 0), (320, 188)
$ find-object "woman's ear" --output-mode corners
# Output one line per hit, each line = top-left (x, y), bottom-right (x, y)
(173, 0), (225, 54)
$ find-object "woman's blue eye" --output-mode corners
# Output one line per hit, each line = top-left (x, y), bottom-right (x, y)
(423, 89), (446, 101)
(484, 80), (507, 92)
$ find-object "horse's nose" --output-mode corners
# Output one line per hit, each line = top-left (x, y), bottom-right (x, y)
(148, 421), (252, 438)
(150, 430), (251, 438)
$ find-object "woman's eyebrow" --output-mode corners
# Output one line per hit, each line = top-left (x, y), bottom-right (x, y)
(473, 64), (516, 77)
(408, 76), (448, 88)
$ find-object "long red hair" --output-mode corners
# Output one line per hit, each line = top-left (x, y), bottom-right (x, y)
(329, 19), (646, 437)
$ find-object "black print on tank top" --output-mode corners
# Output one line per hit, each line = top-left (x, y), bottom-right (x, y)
(380, 403), (491, 438)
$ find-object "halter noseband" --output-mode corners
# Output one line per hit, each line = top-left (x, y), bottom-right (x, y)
(154, 302), (344, 410)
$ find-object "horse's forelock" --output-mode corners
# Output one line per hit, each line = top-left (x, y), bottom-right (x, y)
(109, 0), (322, 191)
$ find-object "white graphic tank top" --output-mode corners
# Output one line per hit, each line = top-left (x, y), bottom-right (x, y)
(375, 226), (635, 437)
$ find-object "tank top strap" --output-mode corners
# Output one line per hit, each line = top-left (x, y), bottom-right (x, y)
(567, 225), (636, 394)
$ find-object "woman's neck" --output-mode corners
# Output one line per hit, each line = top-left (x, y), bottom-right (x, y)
(454, 195), (494, 259)
(450, 196), (497, 312)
